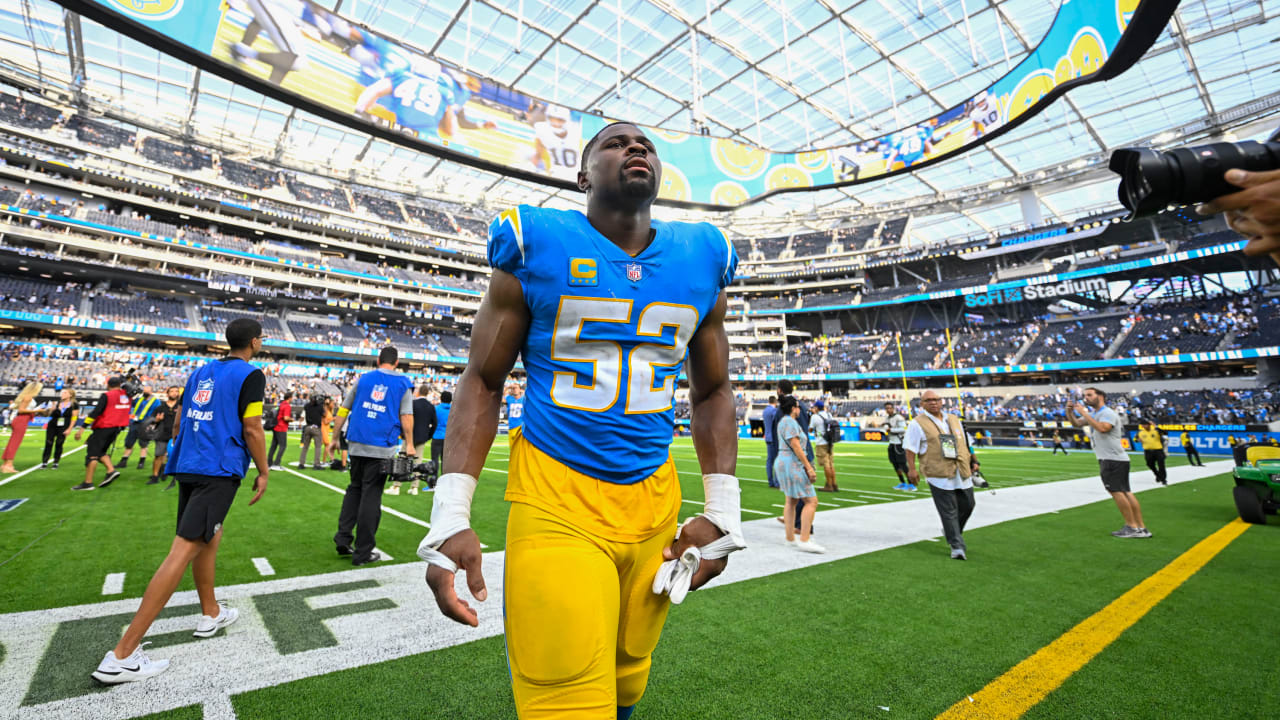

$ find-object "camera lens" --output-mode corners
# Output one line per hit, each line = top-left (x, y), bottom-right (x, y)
(1111, 140), (1280, 219)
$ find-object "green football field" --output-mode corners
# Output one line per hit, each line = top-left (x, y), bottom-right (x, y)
(0, 430), (1274, 720)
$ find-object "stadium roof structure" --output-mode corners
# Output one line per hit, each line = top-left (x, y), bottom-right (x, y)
(1, 0), (1278, 242)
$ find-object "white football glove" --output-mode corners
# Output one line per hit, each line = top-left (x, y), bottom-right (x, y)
(416, 472), (478, 573)
(652, 473), (746, 605)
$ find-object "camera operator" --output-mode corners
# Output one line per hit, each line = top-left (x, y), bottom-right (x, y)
(72, 376), (132, 491)
(117, 383), (161, 471)
(299, 393), (325, 470)
(328, 347), (415, 565)
(1197, 168), (1280, 264)
(388, 384), (436, 496)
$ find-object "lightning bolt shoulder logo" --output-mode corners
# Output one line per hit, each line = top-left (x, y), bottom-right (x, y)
(496, 207), (526, 261)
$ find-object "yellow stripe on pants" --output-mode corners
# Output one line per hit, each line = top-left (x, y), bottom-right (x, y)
(937, 518), (1251, 720)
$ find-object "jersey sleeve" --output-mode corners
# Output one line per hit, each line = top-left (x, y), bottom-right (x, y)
(487, 206), (529, 280)
(708, 224), (738, 292)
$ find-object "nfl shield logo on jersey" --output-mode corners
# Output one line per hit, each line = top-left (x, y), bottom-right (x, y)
(193, 379), (214, 406)
(371, 384), (387, 402)
(626, 263), (642, 282)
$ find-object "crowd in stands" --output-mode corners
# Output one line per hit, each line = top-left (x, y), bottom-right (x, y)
(1116, 296), (1256, 357)
(140, 137), (211, 172)
(354, 192), (405, 223)
(0, 93), (62, 130)
(219, 158), (279, 191)
(404, 203), (457, 234)
(285, 176), (351, 211)
(0, 277), (84, 316)
(90, 291), (189, 329)
(68, 116), (134, 149)
(1129, 388), (1276, 425)
(1022, 316), (1120, 364)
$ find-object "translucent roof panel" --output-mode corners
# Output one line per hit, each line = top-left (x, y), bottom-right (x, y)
(0, 0), (1273, 238)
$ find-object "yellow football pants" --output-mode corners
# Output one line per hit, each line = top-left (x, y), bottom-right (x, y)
(504, 501), (675, 719)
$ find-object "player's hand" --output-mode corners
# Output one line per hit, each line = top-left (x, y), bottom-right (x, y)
(661, 516), (727, 593)
(1198, 168), (1280, 264)
(482, 121), (497, 130)
(424, 529), (486, 627)
(74, 429), (83, 441)
(248, 472), (267, 505)
(328, 440), (340, 456)
(907, 468), (920, 485)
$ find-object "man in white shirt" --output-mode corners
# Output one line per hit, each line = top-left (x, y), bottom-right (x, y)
(904, 390), (981, 560)
(1068, 387), (1151, 538)
(809, 399), (838, 492)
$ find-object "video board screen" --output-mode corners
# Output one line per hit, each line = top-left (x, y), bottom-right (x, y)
(73, 0), (1170, 209)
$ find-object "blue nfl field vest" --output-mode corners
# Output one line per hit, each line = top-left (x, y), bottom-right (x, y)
(346, 369), (413, 448)
(488, 204), (737, 484)
(167, 358), (257, 478)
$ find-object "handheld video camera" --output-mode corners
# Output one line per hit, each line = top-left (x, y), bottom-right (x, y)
(1109, 129), (1280, 219)
(117, 368), (143, 399)
(381, 453), (438, 489)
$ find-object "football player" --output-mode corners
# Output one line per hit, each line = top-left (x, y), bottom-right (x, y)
(437, 68), (499, 137)
(227, 0), (313, 85)
(530, 104), (580, 180)
(968, 91), (1004, 140)
(884, 123), (934, 170)
(418, 122), (745, 719)
(353, 56), (457, 139)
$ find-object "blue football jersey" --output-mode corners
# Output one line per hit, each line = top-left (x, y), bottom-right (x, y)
(488, 205), (737, 484)
(383, 72), (453, 134)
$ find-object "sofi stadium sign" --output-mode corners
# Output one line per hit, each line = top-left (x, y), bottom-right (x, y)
(964, 277), (1109, 307)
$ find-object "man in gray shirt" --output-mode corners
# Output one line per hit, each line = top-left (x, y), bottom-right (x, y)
(1068, 387), (1151, 539)
(329, 347), (416, 565)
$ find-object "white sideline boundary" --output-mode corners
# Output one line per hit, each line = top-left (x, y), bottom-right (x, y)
(0, 460), (1234, 720)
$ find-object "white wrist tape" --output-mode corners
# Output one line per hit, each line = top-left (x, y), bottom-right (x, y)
(699, 473), (747, 550)
(415, 473), (478, 573)
(651, 474), (746, 605)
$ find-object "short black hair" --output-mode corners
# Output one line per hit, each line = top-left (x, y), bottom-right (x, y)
(778, 379), (794, 395)
(580, 121), (639, 172)
(226, 318), (262, 350)
(440, 391), (453, 403)
(107, 376), (122, 388)
(1086, 387), (1107, 400)
(378, 346), (398, 366)
(284, 391), (293, 400)
(417, 384), (431, 396)
(767, 395), (776, 403)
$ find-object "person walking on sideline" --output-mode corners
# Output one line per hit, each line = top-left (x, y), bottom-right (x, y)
(904, 390), (981, 560)
(775, 396), (822, 553)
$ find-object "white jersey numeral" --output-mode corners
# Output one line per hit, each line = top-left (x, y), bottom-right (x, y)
(551, 297), (699, 414)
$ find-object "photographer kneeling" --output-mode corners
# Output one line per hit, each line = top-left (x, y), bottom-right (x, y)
(329, 346), (415, 566)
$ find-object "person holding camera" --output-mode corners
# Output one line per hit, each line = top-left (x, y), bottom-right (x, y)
(118, 384), (161, 471)
(1198, 168), (1280, 265)
(903, 390), (981, 560)
(91, 319), (268, 685)
(388, 384), (436, 496)
(1068, 388), (1151, 539)
(328, 347), (415, 565)
(72, 376), (132, 491)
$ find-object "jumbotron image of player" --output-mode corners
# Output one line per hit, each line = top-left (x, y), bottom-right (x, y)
(885, 124), (934, 170)
(967, 91), (1004, 139)
(353, 56), (457, 139)
(438, 68), (499, 135)
(530, 104), (580, 180)
(417, 121), (744, 719)
(227, 0), (336, 85)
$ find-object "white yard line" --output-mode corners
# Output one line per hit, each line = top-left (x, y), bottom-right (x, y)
(251, 558), (275, 576)
(0, 444), (87, 488)
(101, 573), (125, 595)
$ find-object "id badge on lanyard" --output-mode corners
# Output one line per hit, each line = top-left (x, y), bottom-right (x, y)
(939, 433), (958, 459)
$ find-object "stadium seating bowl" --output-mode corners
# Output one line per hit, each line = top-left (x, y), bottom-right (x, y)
(1231, 450), (1280, 524)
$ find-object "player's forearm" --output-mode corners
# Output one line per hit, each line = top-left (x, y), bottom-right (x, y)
(400, 415), (415, 455)
(243, 421), (268, 474)
(690, 382), (737, 476)
(441, 369), (501, 478)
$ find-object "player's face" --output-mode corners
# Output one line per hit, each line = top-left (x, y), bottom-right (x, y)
(579, 124), (661, 202)
(549, 117), (566, 129)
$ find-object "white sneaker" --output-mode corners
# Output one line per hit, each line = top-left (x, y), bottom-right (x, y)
(407, 486), (419, 496)
(385, 485), (400, 496)
(91, 643), (170, 684)
(193, 603), (239, 638)
(795, 540), (826, 554)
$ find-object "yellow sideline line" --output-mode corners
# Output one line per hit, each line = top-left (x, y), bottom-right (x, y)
(936, 518), (1251, 720)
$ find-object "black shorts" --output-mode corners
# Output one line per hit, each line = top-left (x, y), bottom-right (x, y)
(1099, 459), (1131, 493)
(888, 443), (907, 471)
(85, 427), (123, 463)
(175, 474), (241, 543)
